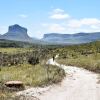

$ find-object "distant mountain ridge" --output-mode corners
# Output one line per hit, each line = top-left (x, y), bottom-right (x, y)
(0, 24), (100, 45)
(42, 32), (100, 44)
(0, 24), (43, 44)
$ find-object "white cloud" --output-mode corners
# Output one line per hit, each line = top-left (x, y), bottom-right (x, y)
(49, 24), (65, 32)
(42, 18), (100, 34)
(67, 18), (100, 32)
(50, 14), (70, 20)
(81, 18), (100, 25)
(67, 18), (100, 28)
(67, 19), (82, 28)
(53, 8), (65, 14)
(50, 8), (70, 20)
(42, 23), (66, 33)
(19, 14), (28, 18)
(90, 25), (99, 29)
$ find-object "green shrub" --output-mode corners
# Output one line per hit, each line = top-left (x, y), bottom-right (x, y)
(28, 57), (39, 65)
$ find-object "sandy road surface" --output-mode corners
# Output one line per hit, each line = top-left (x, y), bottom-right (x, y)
(16, 58), (100, 100)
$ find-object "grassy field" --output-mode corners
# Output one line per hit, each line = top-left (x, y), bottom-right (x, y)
(0, 48), (34, 54)
(0, 64), (65, 99)
(0, 64), (65, 86)
(57, 53), (100, 73)
(0, 40), (100, 99)
(55, 41), (100, 73)
(0, 46), (65, 100)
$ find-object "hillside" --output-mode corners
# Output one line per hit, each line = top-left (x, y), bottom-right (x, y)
(0, 39), (35, 48)
(0, 24), (100, 45)
(0, 24), (43, 44)
(42, 33), (100, 44)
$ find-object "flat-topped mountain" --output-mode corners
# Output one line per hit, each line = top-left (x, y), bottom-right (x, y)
(0, 24), (100, 45)
(42, 32), (100, 44)
(8, 24), (28, 36)
(0, 24), (31, 42)
(0, 24), (47, 44)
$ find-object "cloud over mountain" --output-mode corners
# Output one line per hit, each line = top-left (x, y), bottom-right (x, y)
(50, 8), (70, 20)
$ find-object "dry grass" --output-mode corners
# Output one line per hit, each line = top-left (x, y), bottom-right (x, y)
(0, 48), (33, 54)
(0, 64), (65, 100)
(57, 54), (100, 73)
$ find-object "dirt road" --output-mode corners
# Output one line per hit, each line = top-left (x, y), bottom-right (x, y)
(17, 58), (100, 100)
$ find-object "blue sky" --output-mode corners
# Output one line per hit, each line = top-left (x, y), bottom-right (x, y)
(0, 0), (100, 38)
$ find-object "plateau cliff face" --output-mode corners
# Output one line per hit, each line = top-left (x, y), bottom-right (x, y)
(0, 24), (100, 45)
(42, 33), (100, 44)
(0, 24), (31, 41)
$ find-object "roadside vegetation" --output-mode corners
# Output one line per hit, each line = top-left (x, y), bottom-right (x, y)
(55, 41), (100, 73)
(0, 43), (65, 100)
(0, 64), (65, 87)
(0, 64), (65, 100)
(0, 40), (100, 100)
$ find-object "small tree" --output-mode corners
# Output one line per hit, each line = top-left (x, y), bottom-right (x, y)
(28, 56), (39, 65)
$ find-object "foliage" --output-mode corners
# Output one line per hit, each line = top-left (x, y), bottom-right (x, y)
(28, 56), (39, 65)
(0, 64), (65, 100)
(55, 41), (100, 73)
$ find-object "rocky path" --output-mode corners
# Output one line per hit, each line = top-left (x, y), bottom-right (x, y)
(16, 58), (100, 100)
